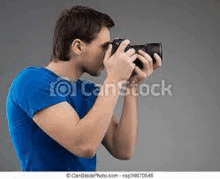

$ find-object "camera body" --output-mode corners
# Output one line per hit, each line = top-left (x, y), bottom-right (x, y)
(110, 38), (163, 70)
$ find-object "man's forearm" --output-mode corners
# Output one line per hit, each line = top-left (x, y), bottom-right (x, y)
(77, 76), (122, 156)
(114, 85), (139, 159)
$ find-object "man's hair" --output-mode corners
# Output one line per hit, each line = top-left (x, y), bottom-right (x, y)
(50, 5), (115, 62)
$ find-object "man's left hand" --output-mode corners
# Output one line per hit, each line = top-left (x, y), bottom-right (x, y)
(127, 49), (162, 87)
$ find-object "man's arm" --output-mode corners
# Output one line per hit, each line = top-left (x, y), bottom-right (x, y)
(33, 76), (122, 158)
(102, 50), (162, 160)
(102, 86), (138, 160)
(101, 115), (120, 158)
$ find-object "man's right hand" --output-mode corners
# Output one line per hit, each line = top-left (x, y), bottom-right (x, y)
(103, 39), (138, 82)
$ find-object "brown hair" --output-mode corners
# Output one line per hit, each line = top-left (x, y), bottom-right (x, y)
(50, 5), (115, 62)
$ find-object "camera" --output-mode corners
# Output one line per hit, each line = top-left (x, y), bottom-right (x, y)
(109, 38), (163, 72)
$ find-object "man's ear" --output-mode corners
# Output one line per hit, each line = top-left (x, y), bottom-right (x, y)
(71, 39), (84, 56)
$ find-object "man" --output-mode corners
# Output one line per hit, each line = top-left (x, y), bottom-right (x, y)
(6, 5), (162, 171)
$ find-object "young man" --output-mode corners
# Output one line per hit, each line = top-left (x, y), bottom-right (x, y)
(6, 5), (162, 171)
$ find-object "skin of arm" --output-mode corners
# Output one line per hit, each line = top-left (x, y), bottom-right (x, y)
(101, 85), (138, 160)
(106, 51), (162, 159)
(76, 75), (123, 157)
(113, 85), (138, 160)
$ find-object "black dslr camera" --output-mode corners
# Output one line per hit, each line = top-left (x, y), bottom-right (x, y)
(109, 38), (163, 71)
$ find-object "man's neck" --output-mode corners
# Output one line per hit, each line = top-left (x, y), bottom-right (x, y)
(45, 60), (83, 81)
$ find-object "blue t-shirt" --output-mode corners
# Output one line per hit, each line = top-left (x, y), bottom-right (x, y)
(6, 65), (100, 171)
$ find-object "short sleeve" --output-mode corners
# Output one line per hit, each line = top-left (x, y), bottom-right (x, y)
(11, 69), (67, 118)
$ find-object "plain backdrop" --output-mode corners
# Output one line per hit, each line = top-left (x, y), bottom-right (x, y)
(1, 0), (220, 171)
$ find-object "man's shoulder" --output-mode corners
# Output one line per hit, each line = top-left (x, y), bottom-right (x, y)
(8, 66), (51, 100)
(12, 66), (44, 82)
(12, 65), (53, 85)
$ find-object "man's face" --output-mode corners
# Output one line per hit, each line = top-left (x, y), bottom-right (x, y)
(82, 27), (111, 76)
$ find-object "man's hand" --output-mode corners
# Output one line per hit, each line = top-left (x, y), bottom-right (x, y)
(103, 40), (137, 83)
(127, 49), (162, 87)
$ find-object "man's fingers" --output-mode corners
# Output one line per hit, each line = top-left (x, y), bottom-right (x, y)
(116, 39), (130, 54)
(153, 53), (162, 70)
(138, 49), (152, 61)
(125, 48), (136, 56)
(129, 53), (138, 63)
(137, 54), (153, 70)
(134, 66), (147, 79)
(138, 50), (153, 69)
(136, 54), (155, 76)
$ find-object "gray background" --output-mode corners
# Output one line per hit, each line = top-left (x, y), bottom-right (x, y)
(1, 0), (220, 171)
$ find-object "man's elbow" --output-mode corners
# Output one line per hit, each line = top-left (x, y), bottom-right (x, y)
(119, 156), (132, 160)
(85, 149), (132, 160)
(83, 146), (98, 159)
(111, 146), (134, 160)
(113, 152), (133, 160)
(84, 148), (96, 158)
(72, 145), (96, 159)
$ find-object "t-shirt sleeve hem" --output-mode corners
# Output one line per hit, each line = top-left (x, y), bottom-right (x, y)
(29, 99), (67, 119)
